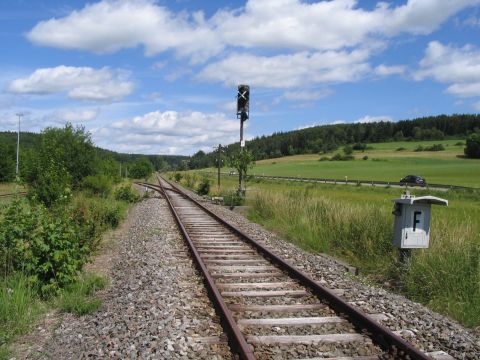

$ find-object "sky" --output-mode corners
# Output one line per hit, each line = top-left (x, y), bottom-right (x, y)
(1, 0), (480, 155)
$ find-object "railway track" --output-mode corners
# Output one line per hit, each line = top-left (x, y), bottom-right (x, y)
(139, 176), (453, 360)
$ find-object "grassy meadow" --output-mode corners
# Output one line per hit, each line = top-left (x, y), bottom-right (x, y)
(235, 139), (479, 188)
(171, 138), (480, 327)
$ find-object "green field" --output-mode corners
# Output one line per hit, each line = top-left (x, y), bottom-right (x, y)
(245, 139), (480, 188)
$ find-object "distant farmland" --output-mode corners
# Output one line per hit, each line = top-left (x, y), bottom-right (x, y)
(250, 139), (479, 188)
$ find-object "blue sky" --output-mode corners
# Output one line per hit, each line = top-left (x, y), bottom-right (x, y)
(1, 0), (480, 155)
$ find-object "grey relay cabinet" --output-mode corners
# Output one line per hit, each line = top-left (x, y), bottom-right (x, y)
(392, 194), (448, 249)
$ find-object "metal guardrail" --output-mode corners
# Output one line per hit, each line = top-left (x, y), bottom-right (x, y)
(202, 171), (474, 191)
(0, 192), (27, 198)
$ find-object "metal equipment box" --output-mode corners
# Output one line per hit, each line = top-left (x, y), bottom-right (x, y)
(392, 194), (448, 249)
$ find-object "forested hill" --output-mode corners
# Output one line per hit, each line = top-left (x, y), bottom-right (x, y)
(188, 113), (480, 168)
(0, 131), (187, 171)
(243, 114), (480, 159)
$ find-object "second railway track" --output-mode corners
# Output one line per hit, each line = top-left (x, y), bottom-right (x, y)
(139, 176), (454, 360)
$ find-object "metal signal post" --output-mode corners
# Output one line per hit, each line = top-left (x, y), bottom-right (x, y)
(237, 85), (249, 195)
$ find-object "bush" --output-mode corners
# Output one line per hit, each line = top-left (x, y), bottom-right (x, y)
(223, 192), (245, 207)
(318, 156), (330, 161)
(424, 144), (445, 151)
(114, 185), (140, 203)
(352, 143), (367, 151)
(362, 155), (369, 160)
(330, 153), (343, 161)
(82, 174), (112, 197)
(455, 141), (464, 146)
(465, 131), (480, 158)
(343, 145), (353, 155)
(28, 160), (72, 207)
(197, 178), (211, 195)
(414, 145), (424, 152)
(396, 147), (406, 151)
(174, 173), (183, 182)
(330, 153), (354, 161)
(0, 199), (89, 295)
(128, 158), (154, 179)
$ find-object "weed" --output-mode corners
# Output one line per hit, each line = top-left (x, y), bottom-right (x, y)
(0, 274), (43, 355)
(58, 273), (107, 316)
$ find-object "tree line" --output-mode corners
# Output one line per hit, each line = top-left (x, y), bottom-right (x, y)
(0, 129), (187, 182)
(187, 114), (480, 169)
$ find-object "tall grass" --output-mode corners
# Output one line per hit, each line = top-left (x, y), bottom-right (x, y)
(249, 187), (480, 327)
(0, 274), (43, 359)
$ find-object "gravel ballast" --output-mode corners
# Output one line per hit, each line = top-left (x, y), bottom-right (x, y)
(30, 196), (233, 359)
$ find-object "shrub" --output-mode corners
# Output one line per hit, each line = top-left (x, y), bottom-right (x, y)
(318, 156), (330, 161)
(414, 145), (424, 152)
(197, 178), (211, 195)
(343, 145), (353, 155)
(362, 155), (369, 160)
(330, 153), (354, 161)
(0, 199), (89, 295)
(465, 131), (480, 158)
(128, 158), (154, 179)
(174, 173), (183, 182)
(396, 147), (406, 151)
(114, 185), (140, 203)
(455, 141), (464, 146)
(424, 144), (445, 151)
(28, 160), (72, 207)
(183, 173), (198, 189)
(352, 143), (367, 151)
(82, 174), (112, 197)
(223, 192), (245, 207)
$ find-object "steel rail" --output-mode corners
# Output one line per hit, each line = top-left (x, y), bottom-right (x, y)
(159, 176), (432, 360)
(156, 178), (256, 360)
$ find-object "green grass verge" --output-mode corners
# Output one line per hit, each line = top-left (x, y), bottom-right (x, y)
(0, 274), (44, 360)
(58, 273), (107, 316)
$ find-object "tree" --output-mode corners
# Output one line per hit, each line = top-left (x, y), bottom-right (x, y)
(25, 124), (96, 206)
(465, 130), (480, 158)
(129, 157), (154, 179)
(0, 143), (15, 182)
(228, 149), (255, 192)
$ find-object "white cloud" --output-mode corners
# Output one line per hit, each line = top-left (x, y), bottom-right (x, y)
(8, 66), (133, 102)
(415, 41), (480, 99)
(27, 0), (222, 63)
(52, 108), (100, 122)
(283, 89), (333, 101)
(374, 64), (406, 76)
(96, 110), (239, 154)
(26, 0), (479, 66)
(355, 115), (393, 123)
(198, 49), (371, 88)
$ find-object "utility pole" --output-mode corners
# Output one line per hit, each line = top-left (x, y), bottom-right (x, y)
(15, 113), (23, 180)
(216, 144), (223, 193)
(236, 85), (249, 195)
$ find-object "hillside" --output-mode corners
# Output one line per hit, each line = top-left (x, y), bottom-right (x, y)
(188, 113), (480, 168)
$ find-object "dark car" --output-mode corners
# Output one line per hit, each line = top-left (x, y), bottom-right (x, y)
(400, 175), (426, 187)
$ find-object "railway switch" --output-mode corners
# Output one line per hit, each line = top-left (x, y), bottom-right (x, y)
(392, 193), (448, 249)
